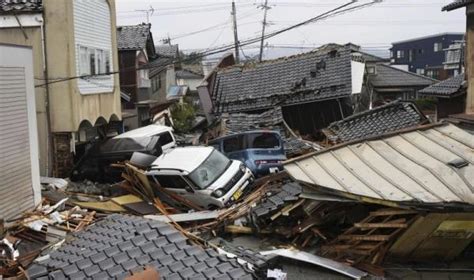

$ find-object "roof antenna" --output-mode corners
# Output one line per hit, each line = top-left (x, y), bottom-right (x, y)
(136, 5), (154, 24)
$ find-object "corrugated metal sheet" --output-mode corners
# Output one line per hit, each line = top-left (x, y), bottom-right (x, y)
(0, 67), (35, 220)
(284, 123), (474, 205)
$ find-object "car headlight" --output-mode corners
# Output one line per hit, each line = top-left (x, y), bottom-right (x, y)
(239, 164), (246, 172)
(212, 189), (224, 198)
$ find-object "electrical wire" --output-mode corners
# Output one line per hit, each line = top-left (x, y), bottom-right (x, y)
(35, 0), (381, 88)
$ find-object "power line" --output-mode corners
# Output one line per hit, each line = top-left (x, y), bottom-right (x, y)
(35, 1), (382, 88)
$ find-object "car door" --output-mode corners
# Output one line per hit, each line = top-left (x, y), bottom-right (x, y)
(152, 174), (207, 208)
(222, 135), (246, 163)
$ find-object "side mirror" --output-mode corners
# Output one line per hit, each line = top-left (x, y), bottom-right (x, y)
(185, 185), (194, 193)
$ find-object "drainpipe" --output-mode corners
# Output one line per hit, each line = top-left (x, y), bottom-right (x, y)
(36, 16), (54, 177)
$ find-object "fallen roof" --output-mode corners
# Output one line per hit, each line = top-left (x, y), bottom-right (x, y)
(419, 74), (465, 97)
(442, 0), (474, 11)
(369, 64), (437, 88)
(285, 123), (474, 206)
(325, 101), (428, 143)
(0, 0), (42, 14)
(117, 24), (152, 51)
(28, 214), (254, 279)
(146, 57), (173, 77)
(176, 69), (204, 79)
(211, 44), (353, 114)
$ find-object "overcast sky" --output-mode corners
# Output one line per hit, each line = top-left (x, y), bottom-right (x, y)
(115, 0), (465, 59)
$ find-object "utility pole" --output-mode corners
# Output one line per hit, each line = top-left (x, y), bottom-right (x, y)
(136, 5), (154, 24)
(231, 0), (240, 64)
(258, 0), (270, 62)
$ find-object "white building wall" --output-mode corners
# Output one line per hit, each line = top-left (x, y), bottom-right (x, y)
(73, 0), (114, 94)
(0, 44), (40, 220)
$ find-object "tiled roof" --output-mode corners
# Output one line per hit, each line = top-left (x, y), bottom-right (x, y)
(223, 108), (318, 157)
(212, 44), (353, 114)
(325, 101), (428, 143)
(369, 64), (437, 88)
(146, 57), (173, 77)
(117, 24), (151, 51)
(176, 69), (204, 79)
(0, 0), (42, 14)
(442, 0), (474, 11)
(419, 74), (465, 97)
(28, 214), (254, 280)
(156, 44), (179, 58)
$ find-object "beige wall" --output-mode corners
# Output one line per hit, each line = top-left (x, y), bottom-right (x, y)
(44, 0), (121, 132)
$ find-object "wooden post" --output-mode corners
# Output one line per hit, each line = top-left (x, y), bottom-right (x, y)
(466, 4), (474, 114)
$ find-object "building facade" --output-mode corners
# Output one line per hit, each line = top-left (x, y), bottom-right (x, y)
(0, 0), (122, 177)
(390, 33), (465, 80)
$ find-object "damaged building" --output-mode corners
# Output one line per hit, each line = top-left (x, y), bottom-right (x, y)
(0, 0), (122, 177)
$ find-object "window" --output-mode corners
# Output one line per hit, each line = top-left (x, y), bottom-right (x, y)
(157, 132), (173, 146)
(154, 175), (189, 189)
(188, 150), (230, 189)
(396, 50), (404, 59)
(78, 45), (111, 76)
(223, 135), (244, 153)
(426, 69), (438, 79)
(446, 49), (461, 63)
(79, 46), (90, 75)
(418, 49), (424, 55)
(416, 68), (425, 75)
(390, 50), (394, 58)
(247, 133), (280, 149)
(434, 42), (443, 52)
(408, 49), (414, 62)
(367, 66), (376, 74)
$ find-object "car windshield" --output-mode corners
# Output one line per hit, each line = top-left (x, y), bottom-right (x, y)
(247, 132), (280, 149)
(188, 149), (231, 189)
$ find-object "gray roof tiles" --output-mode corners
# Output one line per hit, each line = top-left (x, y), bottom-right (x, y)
(326, 101), (428, 142)
(156, 44), (179, 58)
(370, 64), (437, 88)
(28, 214), (254, 279)
(419, 74), (465, 97)
(212, 45), (353, 113)
(442, 0), (474, 11)
(117, 24), (151, 51)
(0, 0), (42, 14)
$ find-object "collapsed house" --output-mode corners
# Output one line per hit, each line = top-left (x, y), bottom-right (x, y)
(284, 122), (474, 266)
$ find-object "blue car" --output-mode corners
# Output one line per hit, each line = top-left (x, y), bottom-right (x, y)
(208, 130), (286, 177)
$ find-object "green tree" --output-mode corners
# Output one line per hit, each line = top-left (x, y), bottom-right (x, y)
(171, 101), (196, 133)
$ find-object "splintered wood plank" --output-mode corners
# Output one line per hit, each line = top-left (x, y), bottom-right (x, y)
(354, 222), (408, 229)
(369, 209), (418, 216)
(338, 235), (391, 241)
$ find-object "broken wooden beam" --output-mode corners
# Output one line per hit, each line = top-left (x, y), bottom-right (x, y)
(354, 222), (408, 229)
(369, 209), (418, 216)
(337, 235), (391, 241)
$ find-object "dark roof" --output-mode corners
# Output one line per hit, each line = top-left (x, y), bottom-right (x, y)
(212, 44), (353, 114)
(156, 44), (179, 58)
(369, 64), (437, 88)
(443, 0), (474, 11)
(419, 74), (465, 97)
(27, 214), (254, 279)
(117, 24), (152, 51)
(223, 108), (318, 157)
(176, 69), (204, 79)
(356, 51), (389, 63)
(0, 0), (42, 14)
(325, 101), (428, 143)
(146, 57), (173, 77)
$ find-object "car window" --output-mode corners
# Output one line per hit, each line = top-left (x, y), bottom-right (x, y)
(248, 133), (280, 149)
(223, 135), (244, 153)
(154, 175), (188, 189)
(157, 131), (173, 146)
(188, 150), (230, 189)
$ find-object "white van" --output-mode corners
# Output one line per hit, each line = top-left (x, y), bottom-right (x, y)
(115, 124), (177, 151)
(146, 147), (254, 209)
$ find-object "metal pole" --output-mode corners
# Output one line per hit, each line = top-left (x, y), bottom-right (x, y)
(258, 0), (269, 62)
(231, 1), (240, 64)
